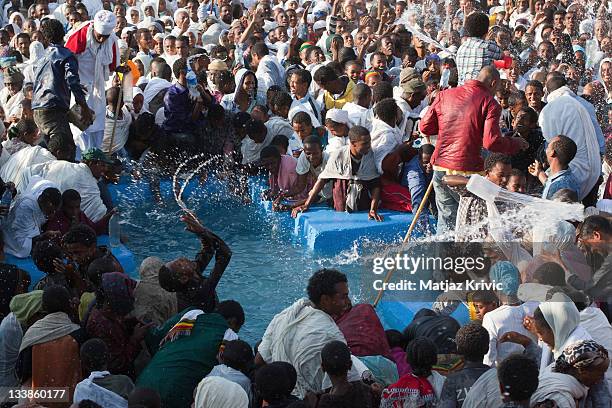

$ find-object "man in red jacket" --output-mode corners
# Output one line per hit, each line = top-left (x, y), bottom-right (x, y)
(419, 66), (528, 235)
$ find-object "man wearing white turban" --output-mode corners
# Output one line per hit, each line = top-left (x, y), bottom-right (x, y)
(65, 10), (121, 156)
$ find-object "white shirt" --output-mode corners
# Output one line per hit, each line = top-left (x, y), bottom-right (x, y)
(342, 102), (371, 129)
(296, 151), (332, 199)
(289, 95), (322, 127)
(482, 304), (539, 367)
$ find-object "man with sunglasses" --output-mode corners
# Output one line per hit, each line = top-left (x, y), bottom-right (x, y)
(65, 9), (122, 158)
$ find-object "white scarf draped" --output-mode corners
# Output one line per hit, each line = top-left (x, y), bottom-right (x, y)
(19, 312), (80, 352)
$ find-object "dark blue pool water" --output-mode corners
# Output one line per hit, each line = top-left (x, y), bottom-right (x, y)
(113, 178), (369, 344)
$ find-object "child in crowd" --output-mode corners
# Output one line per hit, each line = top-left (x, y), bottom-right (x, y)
(259, 145), (301, 201)
(45, 189), (113, 236)
(207, 339), (254, 402)
(32, 240), (71, 292)
(529, 135), (579, 199)
(254, 362), (300, 407)
(241, 119), (272, 165)
(385, 329), (411, 377)
(306, 340), (378, 408)
(342, 83), (372, 129)
(266, 92), (294, 145)
(345, 60), (363, 83)
(270, 134), (290, 156)
(497, 354), (540, 408)
(506, 169), (527, 193)
(290, 111), (328, 155)
(251, 104), (270, 123)
(324, 109), (350, 152)
(102, 86), (132, 155)
(438, 323), (490, 408)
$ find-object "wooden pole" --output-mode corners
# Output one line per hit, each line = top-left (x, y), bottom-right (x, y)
(372, 179), (435, 307)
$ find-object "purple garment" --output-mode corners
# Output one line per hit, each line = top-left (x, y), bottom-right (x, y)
(162, 83), (197, 133)
(390, 346), (412, 377)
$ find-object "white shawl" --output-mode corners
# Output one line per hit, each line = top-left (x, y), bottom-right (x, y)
(319, 145), (380, 181)
(74, 371), (128, 408)
(370, 118), (403, 174)
(24, 161), (107, 222)
(538, 86), (600, 200)
(19, 312), (80, 352)
(531, 368), (588, 408)
(143, 77), (172, 106)
(257, 298), (347, 398)
(0, 146), (56, 193)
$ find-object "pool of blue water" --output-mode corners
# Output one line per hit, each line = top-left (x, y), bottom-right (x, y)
(113, 178), (369, 344)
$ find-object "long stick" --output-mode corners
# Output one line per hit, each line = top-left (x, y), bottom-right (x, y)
(372, 179), (435, 308)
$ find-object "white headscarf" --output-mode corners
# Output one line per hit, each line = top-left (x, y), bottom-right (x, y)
(126, 6), (142, 25)
(93, 9), (117, 36)
(141, 1), (158, 18)
(8, 12), (24, 30)
(28, 41), (44, 61)
(193, 377), (248, 408)
(538, 292), (580, 357)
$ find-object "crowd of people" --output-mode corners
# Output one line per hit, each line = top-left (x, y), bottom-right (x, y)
(0, 0), (610, 404)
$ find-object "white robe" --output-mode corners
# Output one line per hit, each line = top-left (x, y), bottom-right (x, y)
(257, 298), (347, 398)
(255, 55), (284, 101)
(0, 146), (56, 193)
(0, 88), (24, 119)
(102, 106), (132, 154)
(2, 177), (57, 258)
(538, 86), (600, 200)
(370, 119), (403, 174)
(24, 161), (107, 222)
(73, 372), (128, 408)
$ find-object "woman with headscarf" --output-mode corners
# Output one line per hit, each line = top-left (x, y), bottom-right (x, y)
(482, 261), (539, 367)
(531, 340), (610, 408)
(220, 69), (263, 114)
(85, 272), (147, 377)
(127, 6), (143, 25)
(8, 12), (24, 31)
(3, 118), (40, 155)
(133, 257), (177, 327)
(193, 376), (248, 408)
(17, 285), (85, 404)
(0, 290), (42, 403)
(22, 40), (44, 84)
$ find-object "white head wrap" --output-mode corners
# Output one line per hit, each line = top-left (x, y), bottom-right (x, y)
(93, 10), (117, 35)
(173, 7), (189, 23)
(28, 41), (44, 61)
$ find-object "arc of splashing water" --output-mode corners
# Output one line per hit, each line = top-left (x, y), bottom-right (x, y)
(172, 153), (208, 211)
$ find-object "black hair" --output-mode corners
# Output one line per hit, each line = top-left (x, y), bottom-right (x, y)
(405, 337), (437, 377)
(302, 135), (322, 149)
(374, 98), (398, 125)
(251, 41), (269, 57)
(497, 354), (539, 401)
(255, 362), (297, 403)
(260, 145), (281, 161)
(348, 125), (370, 142)
(525, 80), (544, 92)
(128, 388), (162, 408)
(385, 329), (407, 349)
(419, 143), (435, 156)
(306, 268), (347, 305)
(455, 323), (489, 361)
(32, 240), (63, 274)
(62, 189), (81, 203)
(215, 300), (245, 327)
(546, 71), (567, 92)
(290, 69), (312, 86)
(207, 104), (225, 121)
(80, 338), (108, 371)
(579, 215), (612, 239)
(551, 135), (577, 166)
(472, 290), (499, 304)
(39, 187), (62, 207)
(271, 134), (289, 151)
(87, 255), (119, 288)
(40, 18), (65, 44)
(517, 107), (538, 125)
(464, 12), (489, 38)
(157, 265), (178, 293)
(232, 112), (251, 129)
(42, 284), (71, 314)
(291, 111), (312, 126)
(352, 82), (371, 102)
(533, 262), (566, 286)
(271, 91), (292, 109)
(222, 339), (254, 371)
(371, 81), (394, 103)
(64, 224), (96, 246)
(172, 57), (188, 78)
(313, 66), (337, 85)
(321, 340), (352, 376)
(15, 32), (30, 42)
(510, 168), (525, 178)
(245, 119), (267, 137)
(551, 188), (578, 203)
(47, 135), (75, 157)
(484, 152), (512, 173)
(338, 47), (357, 65)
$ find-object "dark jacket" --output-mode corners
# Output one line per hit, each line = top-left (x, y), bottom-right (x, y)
(32, 43), (86, 111)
